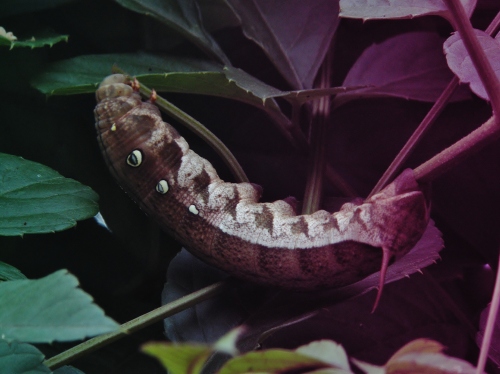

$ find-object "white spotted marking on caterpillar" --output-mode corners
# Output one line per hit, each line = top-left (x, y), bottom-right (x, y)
(189, 204), (199, 215)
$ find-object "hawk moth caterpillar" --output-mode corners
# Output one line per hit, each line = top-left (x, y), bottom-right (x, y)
(94, 74), (430, 304)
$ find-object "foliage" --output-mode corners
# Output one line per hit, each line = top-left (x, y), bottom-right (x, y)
(1, 0), (500, 373)
(143, 331), (477, 374)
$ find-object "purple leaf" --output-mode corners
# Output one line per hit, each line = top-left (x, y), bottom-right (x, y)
(262, 275), (471, 364)
(336, 32), (470, 105)
(225, 0), (339, 89)
(444, 29), (500, 101)
(340, 0), (476, 20)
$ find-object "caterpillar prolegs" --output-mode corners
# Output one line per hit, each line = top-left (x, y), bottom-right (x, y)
(94, 74), (430, 303)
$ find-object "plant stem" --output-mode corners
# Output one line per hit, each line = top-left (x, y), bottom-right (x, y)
(44, 281), (228, 369)
(368, 77), (459, 197)
(476, 251), (500, 374)
(444, 0), (500, 117)
(302, 50), (332, 214)
(370, 10), (500, 197)
(413, 116), (499, 182)
(407, 4), (500, 184)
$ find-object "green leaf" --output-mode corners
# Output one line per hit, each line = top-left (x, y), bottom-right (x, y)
(0, 0), (78, 17)
(31, 53), (222, 95)
(225, 1), (339, 89)
(213, 326), (244, 356)
(32, 54), (299, 145)
(218, 349), (327, 374)
(140, 70), (299, 146)
(387, 339), (444, 363)
(0, 269), (119, 343)
(142, 327), (244, 373)
(140, 69), (283, 114)
(0, 30), (69, 49)
(0, 261), (27, 281)
(115, 0), (229, 64)
(142, 342), (211, 374)
(0, 153), (99, 236)
(222, 65), (285, 100)
(350, 359), (384, 374)
(386, 352), (477, 374)
(223, 66), (363, 104)
(295, 340), (350, 370)
(0, 341), (50, 374)
(304, 369), (354, 374)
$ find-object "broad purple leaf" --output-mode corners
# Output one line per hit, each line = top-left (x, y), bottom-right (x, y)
(225, 0), (339, 89)
(340, 0), (476, 20)
(444, 29), (500, 101)
(261, 274), (471, 365)
(336, 31), (469, 105)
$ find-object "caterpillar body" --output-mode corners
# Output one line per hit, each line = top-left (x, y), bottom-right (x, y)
(94, 74), (430, 299)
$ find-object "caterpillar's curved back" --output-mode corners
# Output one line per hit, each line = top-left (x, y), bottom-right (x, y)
(94, 74), (430, 296)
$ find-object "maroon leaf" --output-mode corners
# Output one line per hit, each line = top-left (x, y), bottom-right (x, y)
(339, 0), (476, 20)
(225, 0), (339, 89)
(444, 29), (500, 101)
(336, 32), (469, 105)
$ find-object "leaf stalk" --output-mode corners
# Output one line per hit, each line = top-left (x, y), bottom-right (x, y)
(44, 281), (227, 369)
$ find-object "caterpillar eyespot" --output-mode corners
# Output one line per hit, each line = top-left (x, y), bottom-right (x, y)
(156, 180), (169, 194)
(94, 74), (430, 306)
(126, 150), (143, 167)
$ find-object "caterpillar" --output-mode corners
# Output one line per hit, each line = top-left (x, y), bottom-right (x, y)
(94, 74), (430, 303)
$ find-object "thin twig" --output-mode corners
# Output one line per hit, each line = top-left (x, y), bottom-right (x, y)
(370, 10), (500, 197)
(368, 77), (459, 197)
(302, 51), (333, 214)
(413, 116), (499, 183)
(44, 281), (228, 369)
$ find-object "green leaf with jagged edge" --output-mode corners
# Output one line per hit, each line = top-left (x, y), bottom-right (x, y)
(31, 53), (223, 96)
(218, 350), (328, 374)
(0, 270), (119, 343)
(0, 29), (68, 49)
(142, 343), (211, 374)
(352, 338), (477, 374)
(0, 341), (50, 374)
(142, 327), (243, 374)
(218, 339), (353, 374)
(0, 153), (99, 236)
(32, 55), (360, 106)
(115, 0), (229, 64)
(30, 55), (299, 145)
(0, 261), (26, 281)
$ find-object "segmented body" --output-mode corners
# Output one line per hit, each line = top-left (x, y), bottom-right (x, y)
(94, 74), (429, 291)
